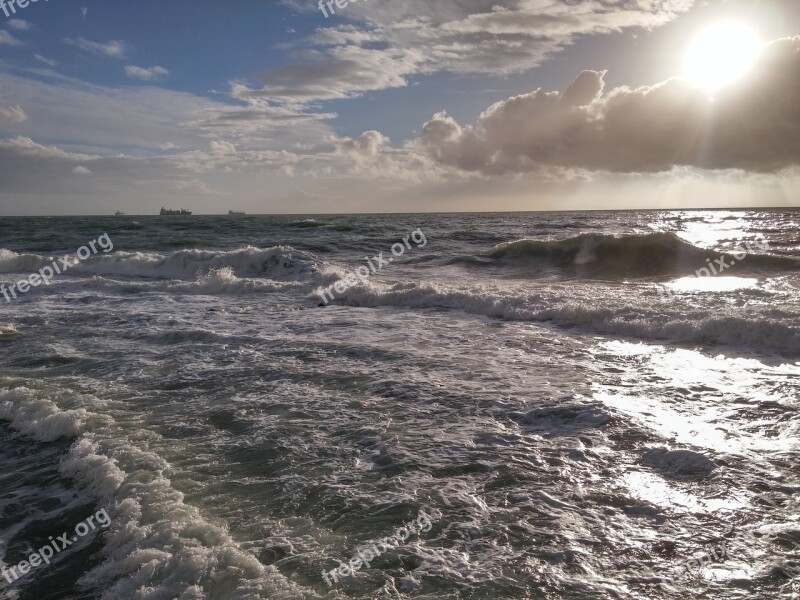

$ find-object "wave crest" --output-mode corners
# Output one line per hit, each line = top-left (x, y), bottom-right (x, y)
(0, 246), (325, 282)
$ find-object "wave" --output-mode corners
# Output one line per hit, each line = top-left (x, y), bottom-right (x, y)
(0, 386), (303, 599)
(472, 233), (800, 279)
(324, 281), (800, 356)
(287, 218), (327, 229)
(447, 230), (509, 243)
(0, 390), (93, 442)
(328, 223), (357, 232)
(0, 246), (327, 283)
(79, 267), (307, 295)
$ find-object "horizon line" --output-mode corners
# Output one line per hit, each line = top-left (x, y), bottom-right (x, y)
(2, 205), (799, 218)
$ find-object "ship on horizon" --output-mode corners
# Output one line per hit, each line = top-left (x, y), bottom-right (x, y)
(160, 207), (192, 216)
(228, 210), (245, 216)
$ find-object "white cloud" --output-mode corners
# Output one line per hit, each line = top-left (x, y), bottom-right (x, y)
(0, 70), (245, 153)
(0, 70), (340, 159)
(33, 54), (57, 67)
(0, 105), (27, 123)
(72, 165), (92, 175)
(7, 19), (31, 31)
(182, 93), (336, 137)
(249, 45), (423, 101)
(63, 37), (126, 58)
(0, 30), (23, 46)
(125, 65), (170, 81)
(258, 0), (697, 103)
(0, 136), (96, 161)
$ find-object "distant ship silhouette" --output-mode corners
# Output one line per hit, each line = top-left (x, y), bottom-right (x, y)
(228, 210), (245, 215)
(160, 207), (192, 215)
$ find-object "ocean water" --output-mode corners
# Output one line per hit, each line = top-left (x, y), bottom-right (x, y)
(0, 210), (798, 600)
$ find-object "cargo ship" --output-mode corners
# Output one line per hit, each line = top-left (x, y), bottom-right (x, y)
(160, 207), (192, 215)
(228, 210), (245, 215)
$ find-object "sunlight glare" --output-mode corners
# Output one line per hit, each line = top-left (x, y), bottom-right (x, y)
(683, 21), (762, 92)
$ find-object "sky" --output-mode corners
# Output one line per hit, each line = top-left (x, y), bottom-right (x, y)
(0, 0), (798, 215)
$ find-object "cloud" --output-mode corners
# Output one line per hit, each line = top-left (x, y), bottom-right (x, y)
(0, 105), (27, 123)
(183, 90), (336, 136)
(249, 45), (422, 101)
(63, 37), (126, 58)
(0, 136), (96, 161)
(0, 71), (249, 153)
(184, 105), (335, 133)
(261, 0), (696, 103)
(72, 165), (92, 175)
(0, 30), (23, 46)
(417, 36), (800, 175)
(0, 69), (343, 166)
(34, 54), (57, 67)
(125, 65), (170, 81)
(7, 19), (31, 31)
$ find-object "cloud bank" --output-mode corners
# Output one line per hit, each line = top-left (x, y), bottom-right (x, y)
(418, 36), (800, 175)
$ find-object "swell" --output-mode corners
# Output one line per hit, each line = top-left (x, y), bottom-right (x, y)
(459, 233), (800, 279)
(287, 219), (327, 229)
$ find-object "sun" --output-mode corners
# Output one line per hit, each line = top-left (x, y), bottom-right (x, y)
(683, 21), (762, 92)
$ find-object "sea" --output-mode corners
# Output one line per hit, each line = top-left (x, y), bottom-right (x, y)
(0, 210), (798, 600)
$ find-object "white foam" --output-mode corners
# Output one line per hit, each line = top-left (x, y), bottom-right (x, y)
(71, 246), (321, 282)
(0, 388), (91, 442)
(0, 385), (305, 599)
(0, 246), (326, 284)
(0, 248), (56, 274)
(332, 281), (800, 355)
(0, 323), (18, 336)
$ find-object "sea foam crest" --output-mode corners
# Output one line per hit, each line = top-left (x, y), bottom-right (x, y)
(0, 246), (325, 283)
(0, 388), (93, 441)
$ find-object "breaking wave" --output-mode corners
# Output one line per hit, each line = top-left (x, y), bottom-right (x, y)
(0, 246), (327, 283)
(326, 281), (800, 356)
(0, 386), (304, 600)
